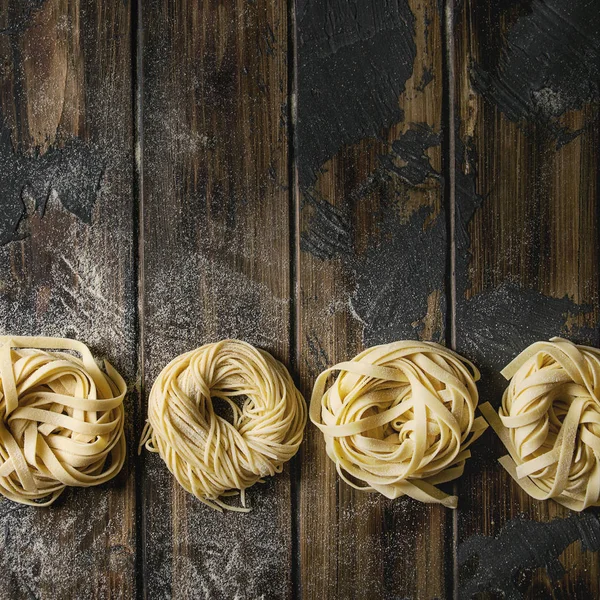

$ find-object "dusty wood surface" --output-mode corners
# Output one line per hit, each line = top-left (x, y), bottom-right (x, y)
(0, 0), (137, 598)
(140, 0), (293, 598)
(295, 1), (450, 598)
(0, 0), (598, 598)
(452, 1), (600, 598)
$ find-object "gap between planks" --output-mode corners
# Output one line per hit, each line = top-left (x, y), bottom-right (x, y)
(443, 1), (459, 599)
(132, 0), (147, 597)
(289, 0), (302, 597)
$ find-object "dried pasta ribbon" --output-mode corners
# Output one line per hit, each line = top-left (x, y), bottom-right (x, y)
(0, 336), (127, 506)
(480, 337), (600, 511)
(139, 340), (307, 512)
(310, 341), (487, 508)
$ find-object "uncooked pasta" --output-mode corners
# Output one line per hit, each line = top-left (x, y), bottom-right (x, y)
(480, 337), (600, 511)
(0, 336), (127, 506)
(310, 340), (487, 508)
(139, 339), (306, 512)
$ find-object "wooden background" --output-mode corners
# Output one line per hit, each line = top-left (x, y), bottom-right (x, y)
(0, 0), (599, 598)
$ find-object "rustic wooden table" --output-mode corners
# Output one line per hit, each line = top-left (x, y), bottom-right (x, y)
(1, 0), (599, 598)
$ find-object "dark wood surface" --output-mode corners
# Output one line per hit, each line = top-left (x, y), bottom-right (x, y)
(141, 0), (293, 597)
(296, 1), (449, 598)
(0, 0), (598, 598)
(453, 1), (600, 598)
(0, 0), (137, 598)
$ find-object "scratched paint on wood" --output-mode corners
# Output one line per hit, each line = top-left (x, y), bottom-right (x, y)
(0, 0), (599, 597)
(453, 0), (600, 597)
(296, 1), (450, 598)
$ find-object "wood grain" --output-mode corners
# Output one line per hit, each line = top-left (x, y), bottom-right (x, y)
(0, 0), (136, 598)
(140, 0), (293, 598)
(452, 0), (600, 598)
(0, 0), (598, 596)
(295, 1), (450, 597)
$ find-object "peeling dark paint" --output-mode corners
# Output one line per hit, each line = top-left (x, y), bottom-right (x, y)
(416, 67), (434, 92)
(453, 126), (597, 391)
(296, 0), (417, 189)
(0, 121), (105, 244)
(300, 191), (353, 260)
(554, 124), (586, 150)
(301, 122), (443, 262)
(458, 282), (596, 374)
(301, 199), (446, 346)
(459, 513), (600, 599)
(453, 129), (596, 395)
(300, 121), (446, 346)
(454, 135), (484, 282)
(471, 0), (600, 136)
(351, 204), (446, 346)
(296, 0), (447, 352)
(380, 122), (441, 186)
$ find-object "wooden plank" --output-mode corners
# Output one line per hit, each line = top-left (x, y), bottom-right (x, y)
(452, 0), (600, 597)
(295, 1), (449, 597)
(0, 0), (136, 598)
(140, 0), (292, 597)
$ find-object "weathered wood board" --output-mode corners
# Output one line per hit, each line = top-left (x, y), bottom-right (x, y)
(452, 0), (600, 598)
(0, 0), (137, 598)
(140, 0), (293, 598)
(0, 0), (598, 598)
(295, 1), (450, 598)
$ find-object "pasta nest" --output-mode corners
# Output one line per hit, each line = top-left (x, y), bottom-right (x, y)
(480, 337), (600, 511)
(0, 336), (127, 506)
(140, 339), (307, 512)
(310, 340), (487, 508)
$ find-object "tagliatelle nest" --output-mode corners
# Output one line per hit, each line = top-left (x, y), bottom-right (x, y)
(310, 340), (487, 508)
(0, 336), (127, 506)
(480, 337), (600, 511)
